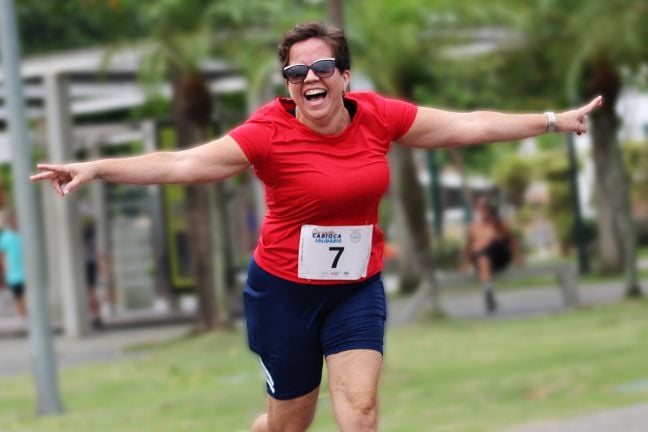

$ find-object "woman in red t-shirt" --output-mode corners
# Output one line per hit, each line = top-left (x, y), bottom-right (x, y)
(32, 21), (602, 432)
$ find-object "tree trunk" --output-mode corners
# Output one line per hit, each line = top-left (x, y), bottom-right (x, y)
(210, 181), (232, 324)
(587, 60), (642, 297)
(171, 70), (225, 329)
(591, 108), (623, 273)
(186, 183), (218, 329)
(326, 0), (345, 29)
(388, 149), (421, 294)
(448, 148), (474, 227)
(390, 145), (442, 314)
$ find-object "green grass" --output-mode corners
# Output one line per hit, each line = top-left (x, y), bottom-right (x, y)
(2, 300), (648, 431)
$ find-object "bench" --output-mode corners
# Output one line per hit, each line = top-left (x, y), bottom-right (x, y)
(436, 263), (580, 307)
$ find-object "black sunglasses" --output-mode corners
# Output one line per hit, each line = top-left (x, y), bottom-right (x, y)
(282, 58), (337, 84)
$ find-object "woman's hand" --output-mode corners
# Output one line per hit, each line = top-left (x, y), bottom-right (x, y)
(556, 96), (603, 135)
(30, 162), (98, 197)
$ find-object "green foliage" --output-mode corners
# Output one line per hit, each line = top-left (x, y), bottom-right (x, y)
(433, 238), (464, 270)
(536, 132), (566, 152)
(140, 0), (215, 35)
(135, 0), (217, 95)
(129, 95), (173, 121)
(492, 152), (535, 206)
(535, 151), (578, 251)
(491, 146), (589, 254)
(16, 0), (147, 55)
(623, 140), (648, 204)
(346, 0), (436, 97)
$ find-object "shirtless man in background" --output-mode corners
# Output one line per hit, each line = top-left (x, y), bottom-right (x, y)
(464, 197), (522, 313)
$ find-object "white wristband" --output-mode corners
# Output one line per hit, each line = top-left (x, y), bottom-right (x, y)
(544, 111), (556, 133)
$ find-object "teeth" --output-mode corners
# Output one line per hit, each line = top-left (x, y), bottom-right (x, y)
(305, 89), (326, 97)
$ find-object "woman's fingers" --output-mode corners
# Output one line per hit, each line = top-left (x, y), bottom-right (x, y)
(35, 163), (69, 174)
(583, 95), (603, 114)
(561, 96), (602, 135)
(30, 170), (61, 182)
(31, 164), (70, 182)
(61, 175), (83, 195)
(31, 163), (81, 196)
(50, 178), (64, 197)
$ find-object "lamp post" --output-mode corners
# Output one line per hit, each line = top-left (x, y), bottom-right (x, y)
(0, 0), (63, 414)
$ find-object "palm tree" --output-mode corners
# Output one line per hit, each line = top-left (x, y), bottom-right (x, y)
(133, 0), (319, 330)
(136, 0), (229, 329)
(568, 0), (646, 296)
(470, 0), (647, 296)
(326, 0), (344, 29)
(347, 0), (450, 315)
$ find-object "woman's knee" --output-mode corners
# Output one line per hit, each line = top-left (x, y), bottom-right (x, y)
(341, 390), (378, 429)
(253, 410), (315, 432)
(268, 413), (315, 432)
(262, 387), (319, 432)
(251, 413), (268, 432)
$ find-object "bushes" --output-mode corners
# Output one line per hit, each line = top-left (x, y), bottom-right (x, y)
(433, 238), (464, 270)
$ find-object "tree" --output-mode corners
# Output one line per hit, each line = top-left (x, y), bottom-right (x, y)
(149, 0), (326, 328)
(135, 0), (230, 330)
(347, 0), (450, 315)
(447, 0), (646, 297)
(536, 0), (643, 296)
(571, 1), (646, 296)
(326, 0), (344, 29)
(16, 0), (147, 55)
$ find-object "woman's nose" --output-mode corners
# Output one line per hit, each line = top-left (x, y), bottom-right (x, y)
(303, 68), (320, 83)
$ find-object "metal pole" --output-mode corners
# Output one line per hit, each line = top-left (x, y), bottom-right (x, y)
(566, 132), (590, 274)
(426, 150), (443, 237)
(0, 0), (64, 414)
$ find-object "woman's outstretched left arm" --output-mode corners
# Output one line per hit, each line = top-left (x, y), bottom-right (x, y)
(397, 96), (603, 149)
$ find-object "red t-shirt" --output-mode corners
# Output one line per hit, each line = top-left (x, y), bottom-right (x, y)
(229, 91), (417, 283)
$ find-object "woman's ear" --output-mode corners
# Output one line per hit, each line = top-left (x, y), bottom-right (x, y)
(341, 69), (351, 92)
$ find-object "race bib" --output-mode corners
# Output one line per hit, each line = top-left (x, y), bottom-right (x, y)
(298, 224), (373, 280)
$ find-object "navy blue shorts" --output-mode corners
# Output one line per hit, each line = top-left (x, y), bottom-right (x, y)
(244, 259), (387, 400)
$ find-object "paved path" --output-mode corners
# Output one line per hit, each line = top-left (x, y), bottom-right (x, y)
(387, 277), (632, 326)
(507, 402), (648, 432)
(0, 323), (192, 378)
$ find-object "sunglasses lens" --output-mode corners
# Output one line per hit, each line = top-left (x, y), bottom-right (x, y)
(284, 65), (309, 83)
(283, 59), (336, 83)
(311, 59), (336, 78)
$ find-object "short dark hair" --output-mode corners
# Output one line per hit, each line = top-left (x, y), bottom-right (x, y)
(277, 21), (351, 72)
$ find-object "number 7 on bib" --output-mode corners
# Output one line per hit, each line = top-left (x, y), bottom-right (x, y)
(298, 225), (373, 280)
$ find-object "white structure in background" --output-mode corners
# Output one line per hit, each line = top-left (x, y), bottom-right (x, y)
(575, 86), (648, 218)
(0, 46), (246, 161)
(519, 87), (648, 219)
(617, 86), (648, 142)
(0, 47), (246, 336)
(517, 88), (648, 258)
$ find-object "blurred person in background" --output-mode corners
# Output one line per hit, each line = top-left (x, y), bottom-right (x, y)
(31, 20), (602, 432)
(82, 218), (103, 329)
(0, 211), (27, 319)
(0, 177), (7, 300)
(464, 196), (523, 313)
(0, 210), (6, 312)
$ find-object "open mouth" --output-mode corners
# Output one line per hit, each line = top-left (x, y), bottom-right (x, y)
(304, 89), (327, 102)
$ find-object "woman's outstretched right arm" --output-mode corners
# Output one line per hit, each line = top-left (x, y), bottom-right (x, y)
(30, 135), (250, 196)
